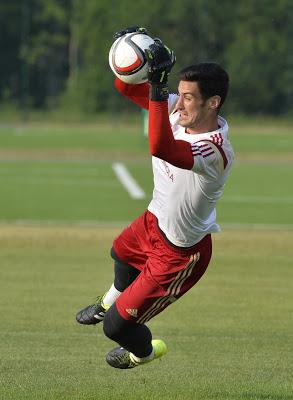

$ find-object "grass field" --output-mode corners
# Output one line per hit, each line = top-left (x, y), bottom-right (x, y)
(0, 115), (293, 400)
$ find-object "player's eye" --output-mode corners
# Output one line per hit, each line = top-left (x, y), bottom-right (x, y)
(184, 95), (192, 101)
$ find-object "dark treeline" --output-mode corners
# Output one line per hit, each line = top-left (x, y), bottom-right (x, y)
(0, 0), (292, 115)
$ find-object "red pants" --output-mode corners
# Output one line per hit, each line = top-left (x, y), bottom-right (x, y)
(113, 211), (212, 323)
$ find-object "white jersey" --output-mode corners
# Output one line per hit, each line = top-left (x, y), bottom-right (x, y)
(148, 94), (234, 247)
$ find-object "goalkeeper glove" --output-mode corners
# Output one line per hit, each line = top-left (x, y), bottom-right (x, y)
(145, 39), (176, 101)
(113, 26), (148, 39)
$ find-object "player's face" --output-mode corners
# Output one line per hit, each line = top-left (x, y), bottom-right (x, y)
(176, 81), (216, 133)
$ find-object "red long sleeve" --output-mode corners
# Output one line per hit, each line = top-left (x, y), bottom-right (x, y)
(148, 100), (194, 170)
(114, 78), (149, 109)
(114, 79), (194, 169)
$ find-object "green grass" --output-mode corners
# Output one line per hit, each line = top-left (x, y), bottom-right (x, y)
(0, 118), (293, 225)
(0, 226), (292, 400)
(0, 116), (293, 399)
(1, 159), (293, 225)
(0, 160), (150, 221)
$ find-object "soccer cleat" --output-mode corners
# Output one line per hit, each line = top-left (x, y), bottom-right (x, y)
(76, 296), (107, 325)
(106, 347), (137, 369)
(106, 339), (167, 369)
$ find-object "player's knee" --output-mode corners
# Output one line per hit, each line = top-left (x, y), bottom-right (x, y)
(103, 303), (130, 342)
(110, 246), (120, 262)
(110, 246), (140, 291)
(103, 316), (119, 341)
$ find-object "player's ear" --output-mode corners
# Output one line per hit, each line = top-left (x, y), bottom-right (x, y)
(208, 95), (221, 110)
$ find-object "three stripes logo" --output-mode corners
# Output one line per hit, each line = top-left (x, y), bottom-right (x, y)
(210, 133), (223, 146)
(126, 308), (138, 317)
(191, 143), (215, 159)
(137, 253), (200, 324)
(94, 311), (106, 321)
(191, 134), (227, 167)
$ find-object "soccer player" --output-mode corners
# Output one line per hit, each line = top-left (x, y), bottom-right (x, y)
(76, 27), (234, 369)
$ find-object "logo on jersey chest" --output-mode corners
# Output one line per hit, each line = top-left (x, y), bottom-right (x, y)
(162, 161), (174, 182)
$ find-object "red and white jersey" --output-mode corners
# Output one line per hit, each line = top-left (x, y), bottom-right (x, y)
(148, 94), (234, 247)
(114, 79), (234, 247)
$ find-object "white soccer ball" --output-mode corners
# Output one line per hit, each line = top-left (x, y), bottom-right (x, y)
(109, 32), (155, 84)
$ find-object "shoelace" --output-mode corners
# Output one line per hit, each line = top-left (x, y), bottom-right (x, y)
(94, 296), (103, 306)
(117, 349), (138, 367)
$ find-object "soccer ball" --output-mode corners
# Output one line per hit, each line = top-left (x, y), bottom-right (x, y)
(109, 32), (155, 84)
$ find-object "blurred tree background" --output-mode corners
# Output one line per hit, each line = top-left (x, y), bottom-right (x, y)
(0, 0), (292, 116)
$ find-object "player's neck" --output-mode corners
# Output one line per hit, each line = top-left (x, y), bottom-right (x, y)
(186, 118), (219, 135)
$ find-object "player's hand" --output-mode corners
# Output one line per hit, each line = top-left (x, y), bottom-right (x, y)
(113, 26), (148, 40)
(145, 39), (176, 85)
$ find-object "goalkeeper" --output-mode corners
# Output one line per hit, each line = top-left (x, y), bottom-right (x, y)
(76, 26), (234, 369)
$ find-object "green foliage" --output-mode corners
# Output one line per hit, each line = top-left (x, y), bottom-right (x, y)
(0, 0), (292, 114)
(0, 2), (22, 100)
(227, 1), (293, 114)
(27, 0), (70, 107)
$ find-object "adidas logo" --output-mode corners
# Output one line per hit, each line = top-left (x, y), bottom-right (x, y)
(94, 311), (105, 320)
(126, 308), (138, 317)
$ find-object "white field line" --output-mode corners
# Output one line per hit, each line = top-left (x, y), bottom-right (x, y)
(112, 162), (145, 200)
(1, 220), (293, 231)
(222, 195), (293, 204)
(221, 223), (293, 231)
(0, 176), (117, 188)
(0, 219), (130, 228)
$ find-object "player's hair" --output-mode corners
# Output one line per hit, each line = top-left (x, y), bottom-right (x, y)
(179, 63), (229, 109)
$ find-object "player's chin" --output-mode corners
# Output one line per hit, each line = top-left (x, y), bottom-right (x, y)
(179, 121), (190, 128)
(178, 115), (188, 124)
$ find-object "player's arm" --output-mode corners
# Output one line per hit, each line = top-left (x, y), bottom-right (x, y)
(148, 101), (193, 168)
(145, 40), (194, 169)
(114, 78), (149, 110)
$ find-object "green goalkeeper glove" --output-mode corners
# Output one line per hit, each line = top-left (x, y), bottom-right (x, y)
(145, 39), (176, 101)
(113, 26), (148, 39)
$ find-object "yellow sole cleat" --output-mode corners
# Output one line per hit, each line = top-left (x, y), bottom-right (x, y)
(152, 339), (168, 360)
(106, 339), (167, 369)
